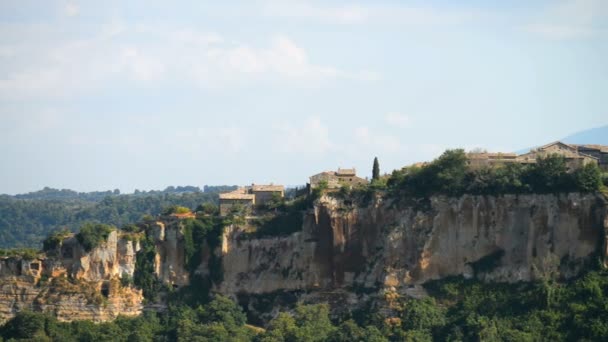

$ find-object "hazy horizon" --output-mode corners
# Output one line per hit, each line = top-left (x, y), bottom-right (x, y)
(1, 1), (607, 194)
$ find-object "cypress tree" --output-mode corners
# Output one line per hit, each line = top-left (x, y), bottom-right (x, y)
(372, 157), (380, 180)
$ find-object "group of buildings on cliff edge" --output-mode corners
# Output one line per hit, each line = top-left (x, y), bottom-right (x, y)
(466, 141), (608, 170)
(218, 168), (367, 216)
(218, 141), (608, 216)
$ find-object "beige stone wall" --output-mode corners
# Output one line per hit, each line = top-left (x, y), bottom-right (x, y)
(253, 190), (283, 206)
(220, 198), (254, 216)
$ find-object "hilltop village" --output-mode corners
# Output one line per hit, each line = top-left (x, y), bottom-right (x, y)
(0, 139), (607, 341)
(218, 141), (608, 216)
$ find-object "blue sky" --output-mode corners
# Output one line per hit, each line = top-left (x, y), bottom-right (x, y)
(1, 0), (607, 194)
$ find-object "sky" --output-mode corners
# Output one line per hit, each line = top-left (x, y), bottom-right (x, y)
(1, 0), (607, 194)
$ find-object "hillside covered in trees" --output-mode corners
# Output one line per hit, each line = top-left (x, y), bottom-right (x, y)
(0, 186), (236, 249)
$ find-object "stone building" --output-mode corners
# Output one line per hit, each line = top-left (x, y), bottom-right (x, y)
(251, 184), (285, 206)
(309, 168), (367, 193)
(466, 141), (601, 170)
(572, 144), (608, 170)
(219, 188), (255, 216)
(466, 152), (518, 168)
(517, 141), (598, 169)
(219, 184), (285, 216)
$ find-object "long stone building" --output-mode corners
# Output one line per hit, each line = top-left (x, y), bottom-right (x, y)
(219, 184), (285, 216)
(308, 168), (367, 193)
(467, 141), (606, 170)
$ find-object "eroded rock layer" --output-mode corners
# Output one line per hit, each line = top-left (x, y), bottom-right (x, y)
(0, 193), (606, 324)
(218, 194), (608, 296)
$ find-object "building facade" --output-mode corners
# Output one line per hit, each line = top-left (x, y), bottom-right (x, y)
(466, 141), (601, 170)
(573, 144), (608, 170)
(219, 188), (255, 216)
(517, 142), (598, 169)
(251, 184), (285, 206)
(219, 184), (285, 216)
(309, 168), (367, 192)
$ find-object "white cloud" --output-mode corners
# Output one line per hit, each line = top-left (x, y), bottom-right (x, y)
(65, 3), (79, 17)
(350, 126), (404, 154)
(385, 112), (411, 127)
(0, 24), (376, 100)
(262, 1), (368, 24)
(526, 24), (595, 40)
(262, 1), (488, 26)
(121, 47), (165, 81)
(273, 117), (333, 155)
(527, 0), (608, 39)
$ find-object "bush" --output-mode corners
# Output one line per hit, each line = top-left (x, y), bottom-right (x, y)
(387, 152), (601, 198)
(251, 211), (303, 238)
(42, 229), (71, 252)
(76, 223), (115, 252)
(387, 149), (468, 198)
(575, 163), (602, 192)
(0, 248), (40, 260)
(162, 205), (191, 215)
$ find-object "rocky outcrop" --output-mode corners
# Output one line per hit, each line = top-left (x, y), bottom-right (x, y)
(0, 231), (143, 324)
(150, 220), (189, 287)
(0, 193), (606, 324)
(218, 194), (608, 297)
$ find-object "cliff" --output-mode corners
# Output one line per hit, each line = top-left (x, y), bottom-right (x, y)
(0, 193), (606, 324)
(0, 231), (143, 324)
(218, 193), (608, 297)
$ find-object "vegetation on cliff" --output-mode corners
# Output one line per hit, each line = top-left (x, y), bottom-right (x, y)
(4, 267), (608, 341)
(386, 150), (603, 199)
(76, 223), (115, 252)
(0, 187), (226, 249)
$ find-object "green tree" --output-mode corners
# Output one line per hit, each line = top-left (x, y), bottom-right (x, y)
(372, 157), (380, 181)
(401, 297), (446, 333)
(293, 304), (336, 342)
(523, 154), (574, 193)
(76, 223), (115, 251)
(574, 163), (602, 192)
(0, 311), (48, 340)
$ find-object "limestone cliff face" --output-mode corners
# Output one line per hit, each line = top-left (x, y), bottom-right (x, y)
(1, 193), (606, 324)
(217, 193), (608, 296)
(0, 231), (143, 324)
(150, 220), (189, 287)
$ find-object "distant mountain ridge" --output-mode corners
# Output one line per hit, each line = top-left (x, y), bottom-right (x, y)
(517, 124), (608, 154)
(561, 124), (608, 145)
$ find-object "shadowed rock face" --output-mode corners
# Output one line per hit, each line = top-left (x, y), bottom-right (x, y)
(218, 193), (608, 296)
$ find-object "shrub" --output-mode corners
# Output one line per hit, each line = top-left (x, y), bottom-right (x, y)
(387, 151), (600, 198)
(76, 223), (115, 252)
(574, 163), (602, 192)
(42, 229), (71, 252)
(0, 248), (40, 260)
(162, 205), (191, 215)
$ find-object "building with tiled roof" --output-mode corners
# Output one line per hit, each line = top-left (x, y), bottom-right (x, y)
(219, 184), (285, 216)
(572, 144), (608, 170)
(309, 168), (367, 193)
(465, 141), (602, 170)
(219, 188), (256, 216)
(466, 152), (518, 168)
(517, 141), (598, 169)
(250, 184), (285, 206)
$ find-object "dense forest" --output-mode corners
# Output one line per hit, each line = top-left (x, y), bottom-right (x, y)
(0, 186), (236, 249)
(2, 267), (608, 341)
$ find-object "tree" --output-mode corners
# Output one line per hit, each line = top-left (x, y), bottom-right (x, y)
(574, 163), (602, 192)
(76, 223), (115, 252)
(372, 157), (380, 181)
